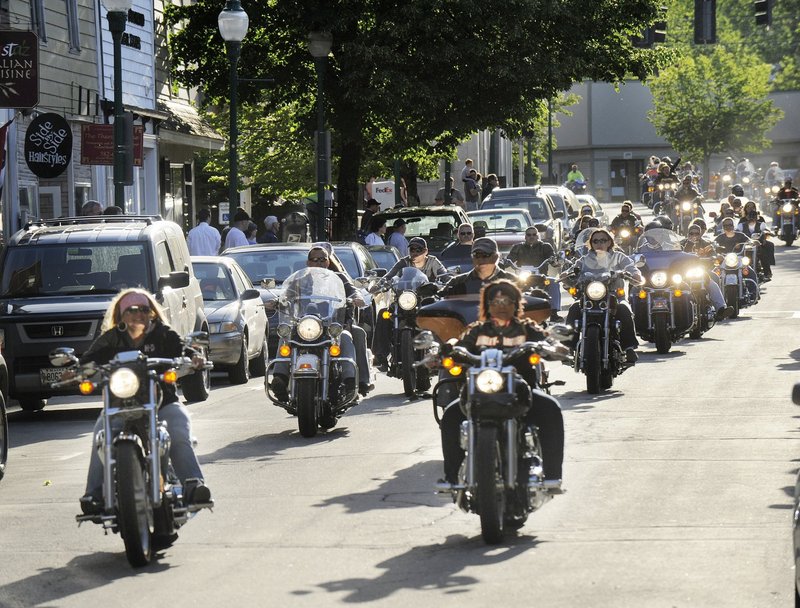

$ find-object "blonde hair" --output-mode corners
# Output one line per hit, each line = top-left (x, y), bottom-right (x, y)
(101, 288), (168, 332)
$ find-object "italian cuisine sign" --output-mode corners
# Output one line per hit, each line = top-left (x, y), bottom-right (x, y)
(25, 112), (72, 178)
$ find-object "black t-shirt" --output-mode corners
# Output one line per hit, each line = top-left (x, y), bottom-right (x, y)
(507, 242), (554, 267)
(714, 231), (750, 253)
(440, 268), (516, 297)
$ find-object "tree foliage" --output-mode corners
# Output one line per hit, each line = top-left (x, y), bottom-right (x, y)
(166, 0), (673, 238)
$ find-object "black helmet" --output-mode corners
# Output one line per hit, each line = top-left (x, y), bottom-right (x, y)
(731, 184), (744, 196)
(689, 218), (707, 233)
(655, 215), (674, 231)
(645, 220), (663, 232)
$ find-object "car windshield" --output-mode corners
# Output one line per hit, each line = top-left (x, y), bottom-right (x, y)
(376, 213), (459, 240)
(333, 247), (359, 280)
(0, 243), (149, 297)
(279, 267), (346, 324)
(225, 250), (310, 284)
(194, 262), (236, 301)
(369, 249), (398, 270)
(468, 211), (530, 232)
(482, 196), (550, 221)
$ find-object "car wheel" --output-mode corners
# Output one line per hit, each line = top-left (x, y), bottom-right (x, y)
(249, 336), (268, 377)
(228, 334), (250, 384)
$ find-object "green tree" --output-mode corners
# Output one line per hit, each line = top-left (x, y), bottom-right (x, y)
(648, 44), (783, 189)
(167, 0), (672, 239)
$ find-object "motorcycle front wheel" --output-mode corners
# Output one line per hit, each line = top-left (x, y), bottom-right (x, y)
(401, 331), (417, 397)
(583, 325), (602, 394)
(476, 425), (506, 545)
(654, 314), (672, 354)
(0, 392), (7, 481)
(296, 378), (319, 438)
(116, 441), (153, 567)
(724, 284), (740, 318)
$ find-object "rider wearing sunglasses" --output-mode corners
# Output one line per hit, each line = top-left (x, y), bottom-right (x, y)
(563, 228), (642, 365)
(438, 222), (475, 267)
(439, 237), (515, 297)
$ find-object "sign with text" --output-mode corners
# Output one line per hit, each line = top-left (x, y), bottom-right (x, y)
(24, 113), (72, 178)
(218, 202), (230, 224)
(372, 180), (395, 210)
(0, 31), (39, 109)
(80, 123), (144, 166)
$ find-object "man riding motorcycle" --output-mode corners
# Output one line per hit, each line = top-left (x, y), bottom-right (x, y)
(506, 226), (562, 321)
(440, 237), (516, 297)
(676, 223), (734, 320)
(737, 203), (774, 279)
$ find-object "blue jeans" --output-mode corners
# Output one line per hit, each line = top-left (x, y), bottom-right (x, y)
(85, 402), (204, 497)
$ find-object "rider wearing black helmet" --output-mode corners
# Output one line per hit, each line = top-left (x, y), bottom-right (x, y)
(731, 183), (745, 198)
(655, 215), (674, 231)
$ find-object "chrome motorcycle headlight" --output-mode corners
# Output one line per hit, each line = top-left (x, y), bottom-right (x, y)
(475, 369), (505, 393)
(686, 266), (705, 279)
(672, 274), (683, 285)
(741, 256), (750, 266)
(586, 281), (607, 300)
(297, 316), (324, 341)
(277, 323), (292, 338)
(650, 271), (668, 288)
(619, 228), (630, 238)
(772, 185), (780, 194)
(397, 291), (418, 310)
(518, 270), (532, 282)
(681, 201), (692, 211)
(109, 367), (140, 399)
(783, 203), (793, 213)
(765, 187), (771, 195)
(724, 252), (739, 268)
(722, 174), (731, 183)
(658, 184), (665, 191)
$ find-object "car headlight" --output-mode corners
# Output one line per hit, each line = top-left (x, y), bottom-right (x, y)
(109, 367), (140, 399)
(277, 323), (292, 338)
(681, 202), (692, 211)
(650, 271), (668, 288)
(724, 253), (739, 268)
(211, 321), (237, 333)
(672, 274), (683, 285)
(586, 281), (607, 300)
(297, 316), (324, 341)
(783, 203), (793, 213)
(686, 266), (704, 279)
(475, 369), (505, 393)
(741, 256), (750, 267)
(397, 291), (418, 311)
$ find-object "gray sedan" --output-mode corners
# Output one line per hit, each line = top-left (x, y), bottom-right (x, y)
(191, 256), (269, 385)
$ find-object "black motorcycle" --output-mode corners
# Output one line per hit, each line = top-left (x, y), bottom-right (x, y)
(49, 333), (213, 567)
(774, 198), (800, 246)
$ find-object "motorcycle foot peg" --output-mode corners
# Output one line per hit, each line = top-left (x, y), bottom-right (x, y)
(435, 480), (462, 493)
(553, 380), (566, 386)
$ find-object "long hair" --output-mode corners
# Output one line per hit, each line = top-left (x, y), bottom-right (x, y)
(478, 279), (524, 322)
(101, 288), (167, 332)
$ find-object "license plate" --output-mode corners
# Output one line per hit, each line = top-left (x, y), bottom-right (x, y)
(652, 299), (668, 310)
(40, 367), (64, 386)
(724, 274), (739, 285)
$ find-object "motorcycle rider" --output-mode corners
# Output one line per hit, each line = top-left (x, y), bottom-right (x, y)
(675, 174), (702, 201)
(506, 226), (562, 321)
(564, 228), (642, 365)
(78, 289), (211, 515)
(764, 162), (785, 188)
(714, 217), (750, 253)
(777, 177), (799, 200)
(653, 162), (679, 215)
(610, 201), (642, 228)
(737, 202), (774, 280)
(439, 237), (516, 297)
(373, 237), (447, 369)
(271, 245), (372, 399)
(438, 223), (474, 268)
(438, 279), (565, 491)
(676, 223), (735, 320)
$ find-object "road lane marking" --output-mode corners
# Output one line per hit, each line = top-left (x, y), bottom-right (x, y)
(57, 452), (84, 461)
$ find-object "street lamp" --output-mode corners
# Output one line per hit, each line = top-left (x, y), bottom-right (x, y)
(101, 0), (133, 210)
(218, 1), (249, 212)
(308, 31), (332, 241)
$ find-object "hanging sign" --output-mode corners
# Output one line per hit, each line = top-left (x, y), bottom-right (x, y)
(24, 113), (72, 178)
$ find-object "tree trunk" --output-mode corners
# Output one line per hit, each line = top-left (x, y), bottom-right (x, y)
(334, 137), (362, 241)
(402, 160), (419, 206)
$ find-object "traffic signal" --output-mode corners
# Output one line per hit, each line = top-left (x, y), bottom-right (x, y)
(754, 0), (772, 26)
(694, 0), (716, 44)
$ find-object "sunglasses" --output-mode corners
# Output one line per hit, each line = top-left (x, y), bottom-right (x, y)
(472, 250), (493, 259)
(525, 232), (539, 237)
(459, 231), (473, 236)
(489, 296), (515, 306)
(591, 238), (610, 244)
(409, 246), (425, 252)
(308, 257), (328, 263)
(123, 305), (151, 315)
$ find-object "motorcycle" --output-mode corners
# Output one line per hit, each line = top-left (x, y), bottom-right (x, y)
(416, 331), (571, 544)
(631, 229), (713, 353)
(640, 175), (656, 208)
(565, 179), (587, 194)
(48, 333), (213, 567)
(611, 222), (643, 255)
(713, 243), (760, 317)
(266, 267), (360, 437)
(673, 196), (705, 236)
(774, 198), (800, 246)
(652, 180), (678, 216)
(515, 257), (561, 294)
(372, 267), (441, 396)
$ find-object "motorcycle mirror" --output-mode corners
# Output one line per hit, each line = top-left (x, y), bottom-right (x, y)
(353, 277), (370, 289)
(793, 382), (800, 406)
(545, 323), (574, 343)
(187, 331), (210, 349)
(417, 283), (440, 298)
(49, 347), (78, 367)
(261, 278), (276, 289)
(413, 330), (436, 350)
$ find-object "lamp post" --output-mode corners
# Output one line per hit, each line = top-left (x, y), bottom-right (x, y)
(101, 0), (133, 210)
(218, 1), (249, 213)
(308, 31), (332, 241)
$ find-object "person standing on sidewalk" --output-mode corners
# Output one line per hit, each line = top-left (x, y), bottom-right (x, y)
(187, 208), (221, 256)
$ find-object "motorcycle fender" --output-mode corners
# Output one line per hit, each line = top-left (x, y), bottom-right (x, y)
(293, 353), (321, 377)
(724, 274), (739, 286)
(113, 432), (145, 454)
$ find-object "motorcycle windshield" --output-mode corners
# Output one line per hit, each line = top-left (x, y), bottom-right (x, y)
(573, 228), (594, 255)
(636, 228), (683, 252)
(393, 266), (430, 291)
(279, 267), (346, 324)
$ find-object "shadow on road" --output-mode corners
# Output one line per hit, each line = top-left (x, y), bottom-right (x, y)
(301, 534), (540, 602)
(0, 551), (170, 607)
(777, 348), (800, 371)
(314, 459), (443, 512)
(6, 407), (98, 448)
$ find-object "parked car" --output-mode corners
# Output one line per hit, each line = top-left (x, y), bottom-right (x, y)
(576, 194), (610, 226)
(481, 187), (566, 250)
(0, 216), (210, 411)
(366, 245), (401, 271)
(369, 205), (471, 258)
(467, 208), (534, 253)
(191, 256), (269, 384)
(540, 185), (582, 232)
(223, 243), (370, 354)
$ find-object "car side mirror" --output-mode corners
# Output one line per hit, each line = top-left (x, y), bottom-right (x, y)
(159, 270), (190, 290)
(553, 210), (564, 219)
(49, 347), (78, 367)
(241, 288), (260, 301)
(261, 278), (276, 289)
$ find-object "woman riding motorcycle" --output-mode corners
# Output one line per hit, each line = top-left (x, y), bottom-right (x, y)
(78, 289), (211, 515)
(738, 201), (774, 280)
(564, 228), (642, 365)
(438, 279), (565, 491)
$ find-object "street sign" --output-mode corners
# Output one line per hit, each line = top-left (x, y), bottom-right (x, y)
(0, 31), (39, 109)
(219, 202), (230, 224)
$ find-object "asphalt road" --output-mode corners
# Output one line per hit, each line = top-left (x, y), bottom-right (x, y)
(0, 200), (797, 607)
